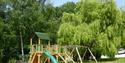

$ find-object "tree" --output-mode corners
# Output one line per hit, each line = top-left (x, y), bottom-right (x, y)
(0, 0), (57, 62)
(58, 0), (124, 59)
(0, 0), (78, 62)
(121, 11), (125, 48)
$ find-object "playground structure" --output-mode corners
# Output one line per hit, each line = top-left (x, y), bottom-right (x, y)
(28, 32), (98, 63)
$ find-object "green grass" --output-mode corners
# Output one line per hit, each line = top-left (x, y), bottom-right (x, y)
(83, 58), (125, 63)
(59, 58), (125, 63)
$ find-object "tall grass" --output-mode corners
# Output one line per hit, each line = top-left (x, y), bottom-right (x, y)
(9, 58), (16, 63)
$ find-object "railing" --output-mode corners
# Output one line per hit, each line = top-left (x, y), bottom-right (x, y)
(30, 44), (67, 54)
(30, 44), (43, 53)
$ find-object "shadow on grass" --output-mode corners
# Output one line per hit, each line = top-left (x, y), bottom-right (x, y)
(98, 58), (117, 61)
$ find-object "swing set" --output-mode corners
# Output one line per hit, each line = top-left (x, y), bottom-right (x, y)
(28, 32), (98, 63)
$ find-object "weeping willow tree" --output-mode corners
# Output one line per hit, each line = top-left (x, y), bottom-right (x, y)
(58, 0), (124, 59)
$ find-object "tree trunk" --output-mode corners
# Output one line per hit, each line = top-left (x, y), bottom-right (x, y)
(20, 29), (24, 61)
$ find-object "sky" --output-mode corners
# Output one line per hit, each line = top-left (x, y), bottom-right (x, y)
(51, 0), (125, 8)
(116, 0), (125, 8)
(51, 0), (78, 7)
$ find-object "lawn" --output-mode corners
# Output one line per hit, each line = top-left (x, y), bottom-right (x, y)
(83, 58), (125, 63)
(60, 58), (125, 63)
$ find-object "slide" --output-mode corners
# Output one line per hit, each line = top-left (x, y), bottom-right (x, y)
(44, 50), (58, 63)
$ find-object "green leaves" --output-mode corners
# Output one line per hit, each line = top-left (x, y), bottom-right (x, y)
(58, 0), (125, 58)
(58, 23), (75, 45)
(58, 22), (92, 45)
(62, 12), (82, 25)
(75, 23), (93, 44)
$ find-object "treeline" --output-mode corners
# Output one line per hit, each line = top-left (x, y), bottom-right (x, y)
(0, 0), (125, 63)
(0, 0), (76, 62)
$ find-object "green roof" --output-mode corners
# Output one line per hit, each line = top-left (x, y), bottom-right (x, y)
(35, 32), (50, 40)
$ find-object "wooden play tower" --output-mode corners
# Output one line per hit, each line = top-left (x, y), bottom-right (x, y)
(28, 32), (58, 63)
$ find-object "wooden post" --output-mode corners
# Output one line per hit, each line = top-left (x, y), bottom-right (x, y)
(55, 55), (58, 62)
(38, 38), (40, 45)
(48, 58), (50, 63)
(30, 38), (32, 46)
(38, 38), (40, 52)
(48, 41), (50, 51)
(38, 54), (41, 63)
(30, 38), (33, 53)
(48, 41), (51, 63)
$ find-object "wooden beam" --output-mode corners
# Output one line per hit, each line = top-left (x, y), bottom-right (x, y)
(76, 47), (83, 63)
(58, 54), (67, 63)
(69, 48), (75, 56)
(88, 48), (98, 63)
(82, 49), (87, 60)
(65, 52), (75, 63)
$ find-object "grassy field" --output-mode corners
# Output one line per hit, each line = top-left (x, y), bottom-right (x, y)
(83, 58), (125, 63)
(60, 58), (125, 63)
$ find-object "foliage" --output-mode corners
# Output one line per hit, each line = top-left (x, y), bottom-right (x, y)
(0, 0), (77, 62)
(58, 0), (125, 58)
(0, 0), (125, 62)
(9, 58), (16, 63)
